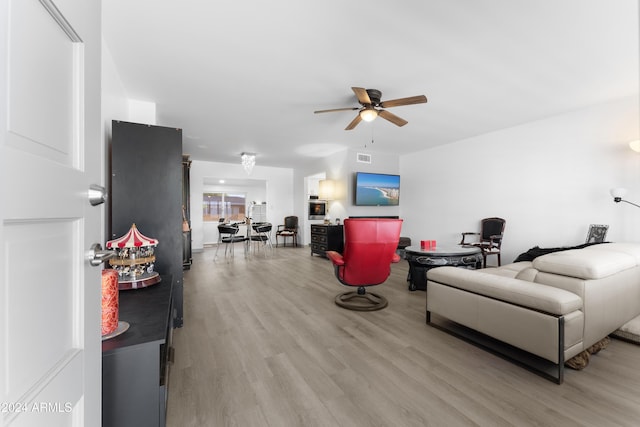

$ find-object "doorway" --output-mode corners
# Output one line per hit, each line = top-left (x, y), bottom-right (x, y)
(202, 177), (267, 246)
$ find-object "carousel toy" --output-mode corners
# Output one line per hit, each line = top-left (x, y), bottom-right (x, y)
(106, 223), (161, 290)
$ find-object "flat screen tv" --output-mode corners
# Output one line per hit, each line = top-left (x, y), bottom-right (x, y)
(354, 172), (400, 206)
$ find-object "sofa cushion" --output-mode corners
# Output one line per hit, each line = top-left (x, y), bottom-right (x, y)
(479, 262), (539, 281)
(584, 242), (640, 264)
(515, 267), (539, 282)
(427, 267), (582, 315)
(480, 261), (532, 279)
(533, 248), (637, 280)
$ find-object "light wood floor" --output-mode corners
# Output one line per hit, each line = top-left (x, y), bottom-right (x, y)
(166, 246), (640, 427)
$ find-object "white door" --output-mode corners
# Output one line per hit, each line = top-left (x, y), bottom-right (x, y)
(1, 0), (102, 426)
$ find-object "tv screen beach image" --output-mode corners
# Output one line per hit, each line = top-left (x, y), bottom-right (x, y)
(355, 173), (400, 206)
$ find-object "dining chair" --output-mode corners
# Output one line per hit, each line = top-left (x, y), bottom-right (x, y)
(215, 223), (246, 258)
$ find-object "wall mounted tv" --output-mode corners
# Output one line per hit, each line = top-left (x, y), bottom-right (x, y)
(354, 172), (400, 206)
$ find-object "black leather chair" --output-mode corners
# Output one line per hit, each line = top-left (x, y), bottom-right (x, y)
(460, 217), (506, 267)
(215, 223), (246, 258)
(250, 222), (273, 254)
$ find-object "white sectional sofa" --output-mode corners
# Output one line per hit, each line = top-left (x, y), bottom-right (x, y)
(426, 242), (640, 383)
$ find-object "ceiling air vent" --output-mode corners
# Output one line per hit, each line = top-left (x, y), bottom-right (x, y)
(356, 153), (372, 164)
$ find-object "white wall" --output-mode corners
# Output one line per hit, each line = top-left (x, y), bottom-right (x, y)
(190, 160), (294, 251)
(201, 181), (267, 244)
(128, 99), (157, 125)
(101, 41), (160, 141)
(101, 38), (129, 239)
(294, 148), (401, 244)
(101, 40), (129, 137)
(400, 95), (640, 265)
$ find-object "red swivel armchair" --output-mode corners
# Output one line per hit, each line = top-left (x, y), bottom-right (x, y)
(326, 218), (403, 311)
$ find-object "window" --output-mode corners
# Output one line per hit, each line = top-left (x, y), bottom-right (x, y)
(203, 192), (246, 222)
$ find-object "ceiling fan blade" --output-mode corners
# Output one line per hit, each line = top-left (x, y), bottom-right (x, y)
(314, 107), (359, 114)
(379, 95), (427, 108)
(352, 87), (371, 105)
(345, 114), (363, 130)
(378, 109), (408, 127)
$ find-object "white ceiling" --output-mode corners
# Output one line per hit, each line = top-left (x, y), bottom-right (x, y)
(102, 0), (639, 170)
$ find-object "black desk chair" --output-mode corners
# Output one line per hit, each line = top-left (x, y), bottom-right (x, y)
(215, 224), (246, 258)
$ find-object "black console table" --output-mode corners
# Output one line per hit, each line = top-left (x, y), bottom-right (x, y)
(310, 224), (344, 257)
(102, 275), (174, 427)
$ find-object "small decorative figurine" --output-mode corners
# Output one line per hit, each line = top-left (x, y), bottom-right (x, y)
(106, 223), (160, 290)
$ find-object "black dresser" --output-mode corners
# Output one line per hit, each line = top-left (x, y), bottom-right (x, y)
(102, 276), (174, 427)
(310, 224), (344, 257)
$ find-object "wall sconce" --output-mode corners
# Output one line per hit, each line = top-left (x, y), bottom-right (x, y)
(319, 179), (335, 200)
(241, 152), (256, 175)
(629, 140), (640, 153)
(610, 188), (640, 208)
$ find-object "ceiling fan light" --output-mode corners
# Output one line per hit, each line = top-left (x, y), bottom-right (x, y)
(360, 107), (378, 122)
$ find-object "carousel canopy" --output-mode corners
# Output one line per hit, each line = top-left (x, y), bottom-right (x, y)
(106, 223), (159, 249)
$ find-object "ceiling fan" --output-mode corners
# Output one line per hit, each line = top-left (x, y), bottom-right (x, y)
(314, 87), (427, 130)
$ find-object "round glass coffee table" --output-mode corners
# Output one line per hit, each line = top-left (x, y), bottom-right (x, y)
(404, 245), (483, 291)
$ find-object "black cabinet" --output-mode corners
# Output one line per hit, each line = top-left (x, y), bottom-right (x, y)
(310, 224), (344, 257)
(102, 277), (173, 427)
(182, 155), (192, 270)
(110, 120), (184, 327)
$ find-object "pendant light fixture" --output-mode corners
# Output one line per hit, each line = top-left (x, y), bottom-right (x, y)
(241, 152), (256, 175)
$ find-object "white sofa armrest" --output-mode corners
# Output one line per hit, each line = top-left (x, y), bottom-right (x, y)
(533, 248), (636, 279)
(427, 266), (582, 315)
